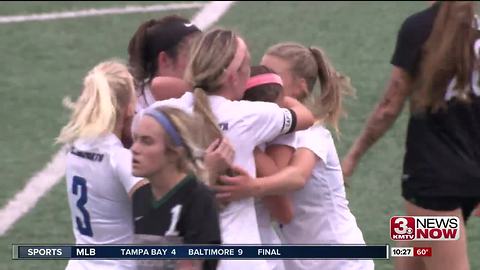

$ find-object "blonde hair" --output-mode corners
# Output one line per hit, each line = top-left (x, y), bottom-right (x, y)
(413, 1), (479, 112)
(148, 106), (211, 185)
(183, 28), (241, 145)
(265, 43), (355, 135)
(56, 60), (135, 144)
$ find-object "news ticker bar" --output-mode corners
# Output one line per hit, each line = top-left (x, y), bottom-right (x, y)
(13, 245), (391, 260)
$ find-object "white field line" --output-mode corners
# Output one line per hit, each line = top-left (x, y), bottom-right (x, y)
(191, 1), (236, 30)
(0, 146), (68, 235)
(0, 2), (205, 24)
(0, 1), (236, 236)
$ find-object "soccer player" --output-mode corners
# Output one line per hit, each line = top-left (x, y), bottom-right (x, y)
(261, 42), (374, 270)
(128, 15), (201, 111)
(148, 28), (315, 270)
(342, 2), (480, 270)
(131, 106), (221, 270)
(215, 43), (374, 270)
(57, 60), (141, 270)
(243, 65), (297, 270)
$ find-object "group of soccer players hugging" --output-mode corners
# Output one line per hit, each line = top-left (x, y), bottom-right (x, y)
(57, 1), (480, 269)
(57, 12), (374, 270)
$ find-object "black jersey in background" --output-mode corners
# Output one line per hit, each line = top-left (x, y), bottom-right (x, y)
(133, 174), (221, 270)
(390, 2), (480, 198)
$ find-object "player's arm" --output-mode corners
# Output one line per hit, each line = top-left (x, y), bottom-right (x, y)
(282, 96), (315, 131)
(251, 147), (317, 197)
(342, 67), (412, 178)
(150, 76), (190, 101)
(255, 147), (294, 224)
(204, 138), (235, 184)
(214, 163), (306, 202)
(247, 100), (314, 146)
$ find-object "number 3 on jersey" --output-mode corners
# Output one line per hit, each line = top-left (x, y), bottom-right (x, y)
(72, 176), (93, 237)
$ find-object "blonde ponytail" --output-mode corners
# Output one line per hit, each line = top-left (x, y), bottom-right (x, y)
(183, 28), (240, 145)
(265, 42), (355, 136)
(309, 47), (355, 135)
(193, 87), (223, 146)
(57, 60), (134, 144)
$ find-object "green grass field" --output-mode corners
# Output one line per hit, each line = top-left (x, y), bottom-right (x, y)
(1, 2), (479, 270)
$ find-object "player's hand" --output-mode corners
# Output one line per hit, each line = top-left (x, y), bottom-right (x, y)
(341, 153), (358, 186)
(212, 165), (256, 203)
(120, 114), (134, 148)
(204, 138), (235, 179)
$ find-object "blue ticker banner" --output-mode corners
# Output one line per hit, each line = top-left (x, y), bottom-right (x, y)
(13, 245), (389, 260)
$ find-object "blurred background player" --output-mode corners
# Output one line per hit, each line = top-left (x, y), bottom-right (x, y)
(56, 60), (141, 270)
(149, 28), (315, 270)
(131, 106), (221, 270)
(342, 2), (480, 270)
(128, 15), (201, 111)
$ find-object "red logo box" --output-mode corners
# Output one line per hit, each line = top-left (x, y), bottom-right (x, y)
(390, 216), (415, 241)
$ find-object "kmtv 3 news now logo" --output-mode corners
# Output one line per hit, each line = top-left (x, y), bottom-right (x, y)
(390, 216), (460, 241)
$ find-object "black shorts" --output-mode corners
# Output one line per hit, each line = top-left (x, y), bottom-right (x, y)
(402, 193), (480, 223)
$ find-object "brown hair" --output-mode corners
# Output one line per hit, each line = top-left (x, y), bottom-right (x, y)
(242, 65), (283, 103)
(183, 28), (241, 145)
(265, 43), (355, 135)
(413, 1), (479, 112)
(128, 15), (200, 94)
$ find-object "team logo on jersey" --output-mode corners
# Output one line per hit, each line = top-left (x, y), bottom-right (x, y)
(281, 109), (293, 134)
(218, 122), (229, 131)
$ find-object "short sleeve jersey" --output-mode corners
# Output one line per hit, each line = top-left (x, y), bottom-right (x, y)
(65, 133), (142, 270)
(281, 126), (374, 270)
(390, 3), (440, 77)
(147, 92), (296, 270)
(390, 3), (480, 197)
(133, 174), (221, 270)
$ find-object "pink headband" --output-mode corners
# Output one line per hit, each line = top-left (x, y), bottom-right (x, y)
(245, 73), (283, 90)
(224, 37), (247, 76)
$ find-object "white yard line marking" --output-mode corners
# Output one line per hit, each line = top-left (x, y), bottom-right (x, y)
(0, 147), (68, 235)
(191, 1), (236, 30)
(0, 2), (205, 24)
(0, 1), (236, 236)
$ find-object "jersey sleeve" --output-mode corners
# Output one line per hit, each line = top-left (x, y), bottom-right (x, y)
(112, 148), (143, 194)
(182, 186), (221, 245)
(148, 92), (193, 112)
(266, 132), (297, 149)
(296, 128), (330, 163)
(239, 101), (297, 146)
(390, 17), (423, 76)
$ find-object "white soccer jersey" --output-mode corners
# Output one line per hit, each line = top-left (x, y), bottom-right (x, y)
(65, 133), (141, 270)
(136, 85), (156, 112)
(150, 92), (295, 270)
(281, 125), (374, 270)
